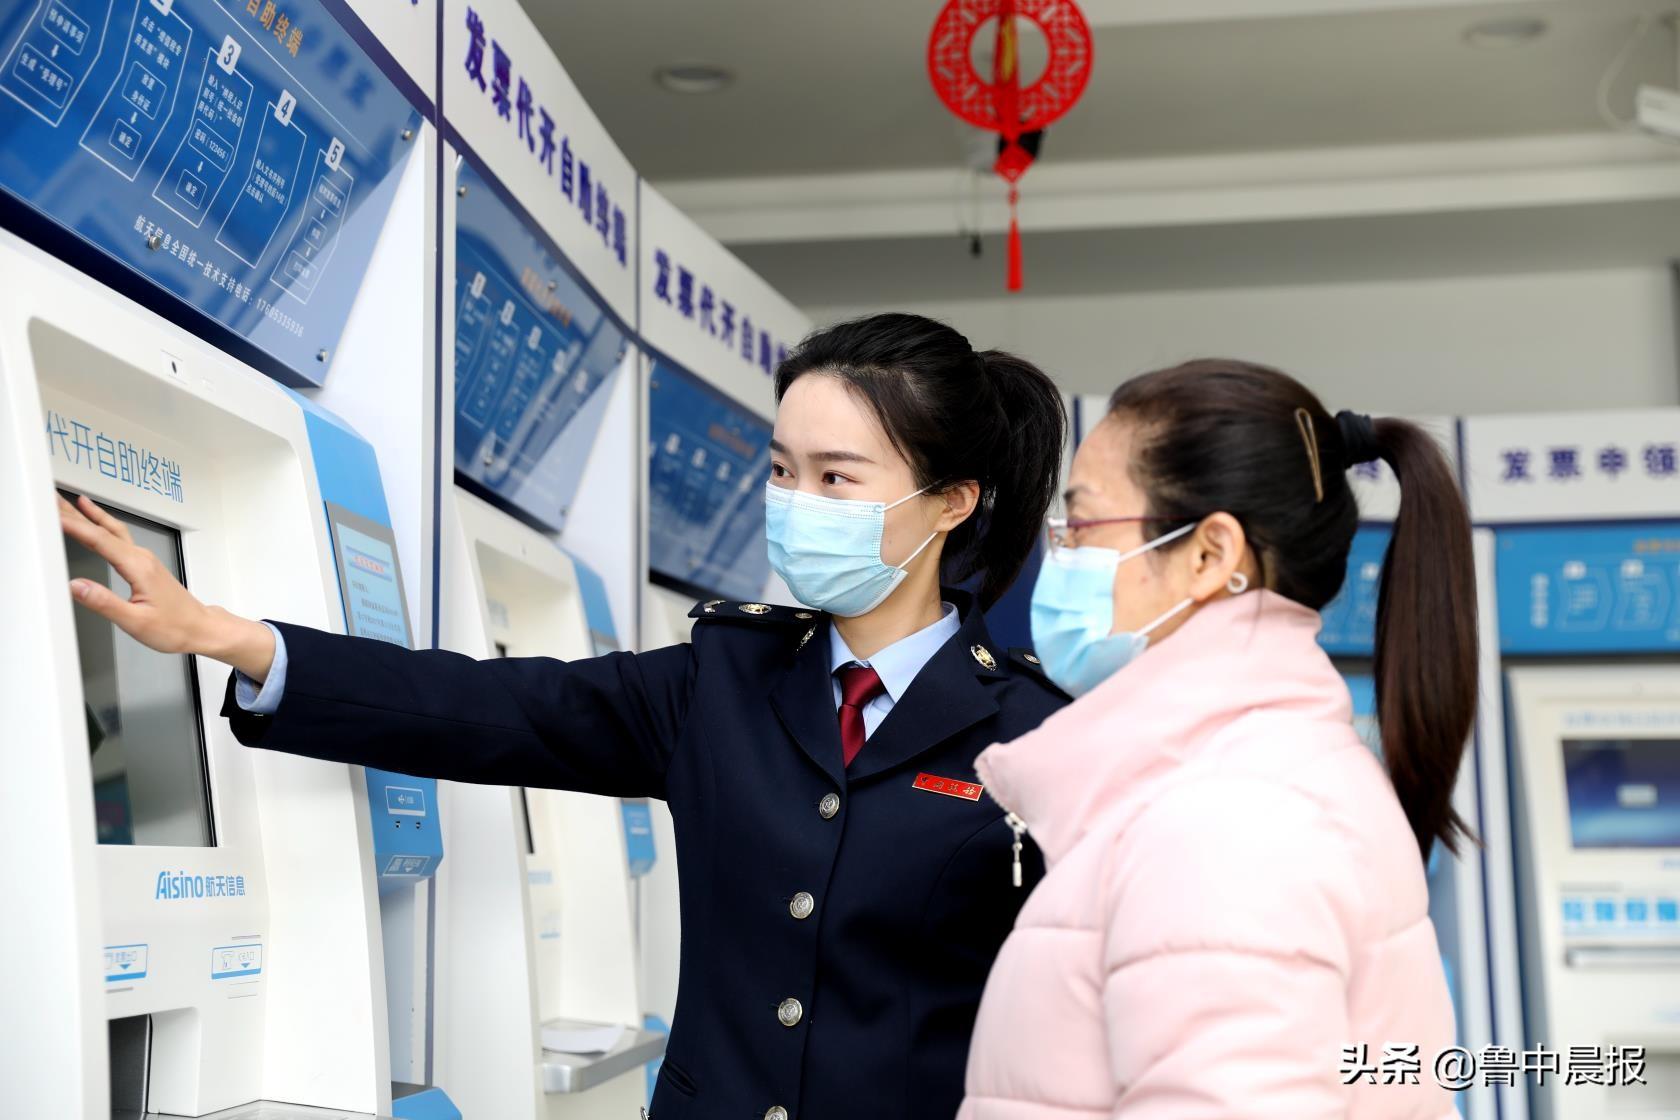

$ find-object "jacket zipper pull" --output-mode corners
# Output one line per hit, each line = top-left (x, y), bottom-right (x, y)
(1005, 812), (1026, 888)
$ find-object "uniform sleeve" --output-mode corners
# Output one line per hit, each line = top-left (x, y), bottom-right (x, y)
(233, 622), (288, 714)
(220, 620), (693, 799)
(1100, 778), (1361, 1119)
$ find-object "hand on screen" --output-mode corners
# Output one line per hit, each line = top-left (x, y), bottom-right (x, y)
(57, 494), (273, 679)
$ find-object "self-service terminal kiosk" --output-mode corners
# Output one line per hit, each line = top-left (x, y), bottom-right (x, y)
(1, 232), (403, 1118)
(637, 356), (787, 1044)
(1465, 411), (1680, 1118)
(300, 403), (458, 1120)
(433, 151), (662, 1120)
(0, 0), (452, 1108)
(433, 487), (663, 1120)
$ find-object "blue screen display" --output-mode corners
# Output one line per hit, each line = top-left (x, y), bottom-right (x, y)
(1563, 739), (1680, 849)
(334, 518), (408, 645)
(0, 0), (422, 386)
(453, 159), (624, 533)
(647, 359), (771, 602)
(1318, 527), (1389, 657)
(1496, 524), (1680, 654)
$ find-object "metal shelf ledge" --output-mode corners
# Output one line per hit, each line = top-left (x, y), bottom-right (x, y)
(541, 1024), (668, 1094)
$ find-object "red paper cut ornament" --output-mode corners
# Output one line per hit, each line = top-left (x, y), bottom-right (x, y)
(927, 0), (1093, 291)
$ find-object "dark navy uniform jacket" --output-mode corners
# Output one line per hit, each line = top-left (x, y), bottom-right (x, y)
(220, 589), (1067, 1120)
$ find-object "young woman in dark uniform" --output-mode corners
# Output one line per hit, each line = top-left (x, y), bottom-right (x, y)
(59, 312), (1070, 1120)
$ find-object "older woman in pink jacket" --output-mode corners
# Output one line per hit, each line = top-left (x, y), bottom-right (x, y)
(960, 360), (1470, 1119)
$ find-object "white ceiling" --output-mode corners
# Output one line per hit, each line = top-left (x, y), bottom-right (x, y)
(543, 0), (1678, 178)
(728, 196), (1680, 305)
(531, 0), (1680, 302)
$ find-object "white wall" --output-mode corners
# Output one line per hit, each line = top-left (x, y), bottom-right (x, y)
(810, 267), (1679, 416)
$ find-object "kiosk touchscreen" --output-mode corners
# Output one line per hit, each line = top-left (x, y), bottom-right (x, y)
(1500, 535), (1680, 1118)
(70, 505), (214, 849)
(2, 231), (396, 1117)
(434, 486), (662, 1120)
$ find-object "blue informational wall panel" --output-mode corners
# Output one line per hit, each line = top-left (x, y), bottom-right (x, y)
(1317, 527), (1390, 658)
(453, 158), (624, 532)
(646, 358), (772, 602)
(1496, 523), (1680, 654)
(0, 0), (422, 385)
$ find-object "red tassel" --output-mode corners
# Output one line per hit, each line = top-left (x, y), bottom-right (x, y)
(1006, 186), (1023, 292)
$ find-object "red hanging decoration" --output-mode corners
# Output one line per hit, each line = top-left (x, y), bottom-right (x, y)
(928, 0), (1093, 292)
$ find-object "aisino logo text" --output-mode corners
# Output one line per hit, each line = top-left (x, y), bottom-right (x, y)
(155, 871), (248, 899)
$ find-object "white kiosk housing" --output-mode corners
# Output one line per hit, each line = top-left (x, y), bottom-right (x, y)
(433, 486), (660, 1120)
(0, 230), (397, 1117)
(431, 5), (665, 1103)
(1466, 411), (1680, 1118)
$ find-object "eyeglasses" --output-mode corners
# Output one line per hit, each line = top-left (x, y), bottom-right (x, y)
(1043, 515), (1191, 553)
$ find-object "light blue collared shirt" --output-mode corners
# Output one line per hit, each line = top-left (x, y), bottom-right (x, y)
(828, 602), (961, 740)
(234, 622), (288, 715)
(240, 605), (965, 728)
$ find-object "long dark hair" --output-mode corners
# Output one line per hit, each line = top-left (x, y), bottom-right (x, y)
(1107, 359), (1476, 859)
(775, 313), (1066, 610)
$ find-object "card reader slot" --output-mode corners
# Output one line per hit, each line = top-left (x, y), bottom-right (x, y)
(1565, 946), (1680, 969)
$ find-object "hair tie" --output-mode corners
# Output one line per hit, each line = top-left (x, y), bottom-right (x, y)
(1335, 410), (1381, 466)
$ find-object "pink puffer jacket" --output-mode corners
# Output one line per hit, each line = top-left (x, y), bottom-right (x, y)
(959, 591), (1457, 1120)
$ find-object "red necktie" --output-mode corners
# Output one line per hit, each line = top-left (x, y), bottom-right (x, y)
(835, 664), (886, 768)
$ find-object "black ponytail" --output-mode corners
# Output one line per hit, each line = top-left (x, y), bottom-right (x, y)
(973, 349), (1067, 608)
(1109, 361), (1476, 859)
(1369, 417), (1478, 858)
(775, 313), (1067, 609)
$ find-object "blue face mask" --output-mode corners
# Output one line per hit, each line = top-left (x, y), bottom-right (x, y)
(764, 483), (937, 617)
(1029, 523), (1199, 698)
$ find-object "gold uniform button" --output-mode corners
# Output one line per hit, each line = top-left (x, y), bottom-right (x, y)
(739, 602), (771, 615)
(789, 892), (815, 920)
(971, 644), (997, 670)
(818, 793), (840, 820)
(777, 997), (803, 1027)
(1023, 652), (1041, 665)
(766, 1109), (789, 1120)
(793, 611), (814, 620)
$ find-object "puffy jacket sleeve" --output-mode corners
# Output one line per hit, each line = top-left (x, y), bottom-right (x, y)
(1101, 776), (1362, 1119)
(220, 621), (693, 800)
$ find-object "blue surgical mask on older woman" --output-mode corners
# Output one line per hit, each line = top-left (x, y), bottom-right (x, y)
(1029, 523), (1198, 698)
(765, 482), (937, 617)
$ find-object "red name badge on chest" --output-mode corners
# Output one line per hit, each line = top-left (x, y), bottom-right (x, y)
(913, 773), (983, 801)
